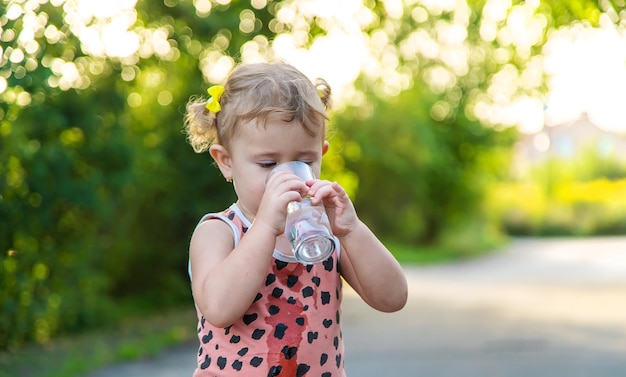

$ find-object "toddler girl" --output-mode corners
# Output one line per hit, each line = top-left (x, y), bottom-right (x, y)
(184, 61), (407, 377)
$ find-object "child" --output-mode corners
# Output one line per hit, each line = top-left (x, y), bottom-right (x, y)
(184, 62), (407, 377)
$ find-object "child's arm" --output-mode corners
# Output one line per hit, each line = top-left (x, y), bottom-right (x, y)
(308, 181), (408, 312)
(190, 171), (309, 328)
(335, 219), (408, 312)
(189, 217), (277, 328)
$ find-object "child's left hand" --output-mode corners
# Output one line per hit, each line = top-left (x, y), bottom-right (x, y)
(306, 180), (358, 237)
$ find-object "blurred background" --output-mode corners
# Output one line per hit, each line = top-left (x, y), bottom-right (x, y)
(1, 0), (626, 376)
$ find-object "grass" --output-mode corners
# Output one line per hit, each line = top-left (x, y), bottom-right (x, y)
(388, 243), (467, 264)
(387, 238), (505, 265)
(0, 241), (501, 377)
(0, 307), (198, 377)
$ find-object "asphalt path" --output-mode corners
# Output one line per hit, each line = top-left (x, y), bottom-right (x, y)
(88, 237), (626, 377)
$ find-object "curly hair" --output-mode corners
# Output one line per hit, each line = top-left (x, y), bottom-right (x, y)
(184, 62), (332, 153)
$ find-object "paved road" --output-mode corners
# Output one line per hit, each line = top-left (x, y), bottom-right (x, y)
(88, 237), (626, 377)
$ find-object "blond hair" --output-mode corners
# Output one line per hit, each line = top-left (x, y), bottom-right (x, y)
(184, 62), (332, 153)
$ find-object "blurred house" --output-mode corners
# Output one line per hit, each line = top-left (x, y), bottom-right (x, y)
(513, 112), (626, 173)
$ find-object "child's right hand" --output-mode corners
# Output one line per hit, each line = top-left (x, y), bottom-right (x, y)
(254, 170), (309, 236)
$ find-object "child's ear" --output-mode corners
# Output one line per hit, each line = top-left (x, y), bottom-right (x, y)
(322, 140), (330, 156)
(209, 144), (232, 182)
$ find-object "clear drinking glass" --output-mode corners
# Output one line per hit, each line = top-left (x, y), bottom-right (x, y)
(266, 161), (336, 265)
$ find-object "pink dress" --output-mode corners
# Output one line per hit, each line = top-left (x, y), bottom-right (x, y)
(191, 204), (345, 377)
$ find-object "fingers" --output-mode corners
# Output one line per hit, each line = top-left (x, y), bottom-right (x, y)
(306, 180), (347, 205)
(266, 171), (309, 198)
(256, 172), (310, 235)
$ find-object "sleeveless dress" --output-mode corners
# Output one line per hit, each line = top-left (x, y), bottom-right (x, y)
(190, 204), (346, 377)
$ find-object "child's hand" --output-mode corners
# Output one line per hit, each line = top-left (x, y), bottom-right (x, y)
(306, 180), (358, 237)
(255, 170), (309, 236)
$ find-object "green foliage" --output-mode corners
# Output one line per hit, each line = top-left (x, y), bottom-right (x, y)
(540, 0), (609, 26)
(559, 145), (626, 181)
(0, 0), (242, 350)
(1, 0), (622, 354)
(336, 84), (517, 245)
(331, 0), (621, 249)
(1, 308), (197, 377)
(1, 74), (131, 348)
(491, 178), (626, 236)
(489, 151), (626, 236)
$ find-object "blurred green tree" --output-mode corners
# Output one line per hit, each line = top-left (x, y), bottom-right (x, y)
(0, 0), (620, 350)
(1, 1), (136, 348)
(0, 0), (281, 349)
(336, 87), (516, 246)
(327, 0), (622, 246)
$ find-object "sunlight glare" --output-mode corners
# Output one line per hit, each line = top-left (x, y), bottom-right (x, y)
(76, 0), (137, 19)
(533, 132), (550, 151)
(273, 30), (368, 100)
(200, 53), (235, 83)
(543, 24), (626, 132)
(511, 96), (544, 133)
(0, 77), (8, 94)
(65, 0), (140, 59)
(383, 0), (404, 19)
(12, 0), (622, 135)
(271, 0), (373, 108)
(193, 0), (212, 15)
(241, 36), (271, 63)
(419, 0), (460, 13)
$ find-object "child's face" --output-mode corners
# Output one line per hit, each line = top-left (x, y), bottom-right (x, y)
(227, 117), (327, 220)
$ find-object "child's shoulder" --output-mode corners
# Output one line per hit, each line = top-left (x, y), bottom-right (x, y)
(195, 204), (238, 225)
(193, 205), (247, 240)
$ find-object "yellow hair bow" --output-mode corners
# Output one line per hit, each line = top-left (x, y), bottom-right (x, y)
(206, 85), (225, 113)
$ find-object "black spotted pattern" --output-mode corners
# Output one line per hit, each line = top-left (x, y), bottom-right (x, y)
(193, 208), (344, 376)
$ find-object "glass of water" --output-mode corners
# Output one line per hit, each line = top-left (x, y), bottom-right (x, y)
(266, 161), (336, 265)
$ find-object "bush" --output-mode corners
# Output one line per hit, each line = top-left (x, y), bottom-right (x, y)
(1, 89), (127, 350)
(335, 86), (516, 245)
(489, 178), (626, 236)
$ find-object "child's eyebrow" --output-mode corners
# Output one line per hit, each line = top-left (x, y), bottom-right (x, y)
(250, 151), (279, 159)
(251, 150), (319, 159)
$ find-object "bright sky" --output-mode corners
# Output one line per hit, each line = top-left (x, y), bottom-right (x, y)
(541, 21), (626, 134)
